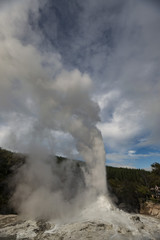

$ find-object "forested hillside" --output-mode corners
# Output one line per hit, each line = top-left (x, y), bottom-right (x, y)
(0, 147), (160, 214)
(107, 164), (160, 212)
(108, 167), (148, 212)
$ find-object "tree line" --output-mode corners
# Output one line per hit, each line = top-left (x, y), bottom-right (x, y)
(0, 147), (160, 214)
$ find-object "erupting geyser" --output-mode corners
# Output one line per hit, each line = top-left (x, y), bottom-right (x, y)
(0, 1), (160, 239)
(10, 66), (112, 219)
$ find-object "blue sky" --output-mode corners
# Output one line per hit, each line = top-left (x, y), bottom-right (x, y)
(0, 0), (160, 169)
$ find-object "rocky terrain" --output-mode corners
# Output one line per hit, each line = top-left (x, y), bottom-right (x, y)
(0, 213), (160, 240)
(0, 196), (160, 240)
(140, 201), (160, 219)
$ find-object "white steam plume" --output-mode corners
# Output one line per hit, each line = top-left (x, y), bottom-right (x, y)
(0, 0), (107, 219)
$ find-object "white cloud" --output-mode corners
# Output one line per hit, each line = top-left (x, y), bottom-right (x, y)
(106, 151), (160, 169)
(76, 0), (160, 153)
(107, 153), (129, 163)
(0, 0), (160, 166)
(97, 100), (144, 151)
(94, 90), (120, 111)
(128, 150), (136, 156)
(108, 163), (136, 169)
(0, 126), (10, 146)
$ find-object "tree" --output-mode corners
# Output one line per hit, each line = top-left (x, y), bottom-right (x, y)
(151, 162), (160, 176)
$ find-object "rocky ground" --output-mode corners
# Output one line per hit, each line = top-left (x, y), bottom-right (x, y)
(0, 196), (160, 240)
(0, 212), (160, 239)
(140, 201), (160, 219)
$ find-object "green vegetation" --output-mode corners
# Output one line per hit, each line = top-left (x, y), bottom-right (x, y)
(0, 147), (160, 214)
(107, 164), (160, 212)
(0, 148), (25, 213)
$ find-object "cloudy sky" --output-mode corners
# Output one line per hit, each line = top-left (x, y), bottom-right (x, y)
(0, 0), (160, 169)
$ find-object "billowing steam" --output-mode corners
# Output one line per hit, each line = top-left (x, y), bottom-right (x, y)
(0, 1), (107, 219)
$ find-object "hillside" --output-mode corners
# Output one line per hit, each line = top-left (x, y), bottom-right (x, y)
(107, 163), (160, 211)
(0, 147), (160, 214)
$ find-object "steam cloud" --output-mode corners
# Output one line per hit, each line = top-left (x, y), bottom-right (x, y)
(0, 1), (107, 219)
